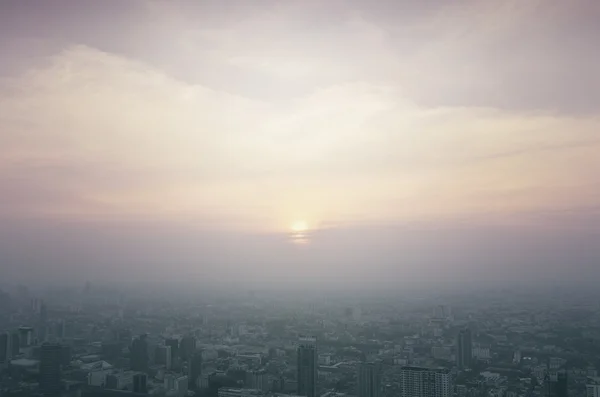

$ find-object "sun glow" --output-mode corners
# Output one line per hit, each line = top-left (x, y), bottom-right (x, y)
(289, 220), (310, 245)
(291, 220), (308, 232)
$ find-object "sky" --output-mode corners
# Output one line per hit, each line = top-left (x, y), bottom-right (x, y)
(1, 0), (599, 290)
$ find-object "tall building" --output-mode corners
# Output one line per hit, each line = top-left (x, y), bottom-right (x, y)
(246, 369), (269, 391)
(358, 362), (381, 397)
(180, 335), (196, 361)
(175, 375), (189, 397)
(133, 373), (148, 394)
(131, 334), (149, 372)
(399, 366), (451, 397)
(156, 345), (172, 369)
(297, 336), (317, 397)
(548, 371), (568, 397)
(587, 377), (600, 397)
(0, 332), (9, 364)
(40, 343), (63, 397)
(189, 352), (203, 389)
(456, 329), (472, 370)
(166, 338), (180, 360)
(39, 303), (49, 342)
(18, 326), (33, 347)
(10, 332), (20, 357)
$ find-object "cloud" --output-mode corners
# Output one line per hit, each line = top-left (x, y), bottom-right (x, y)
(1, 43), (599, 232)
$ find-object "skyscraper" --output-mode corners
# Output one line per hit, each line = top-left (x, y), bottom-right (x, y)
(131, 334), (149, 372)
(456, 328), (472, 370)
(166, 338), (180, 360)
(399, 366), (451, 397)
(0, 332), (9, 364)
(358, 362), (381, 397)
(297, 336), (317, 397)
(180, 335), (196, 361)
(189, 352), (203, 389)
(156, 345), (172, 369)
(133, 373), (148, 394)
(40, 343), (63, 397)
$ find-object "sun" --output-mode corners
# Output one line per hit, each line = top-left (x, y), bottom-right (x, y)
(291, 220), (308, 233)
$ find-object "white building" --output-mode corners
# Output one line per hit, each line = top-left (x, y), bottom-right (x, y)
(399, 367), (451, 397)
(218, 388), (265, 397)
(587, 377), (600, 397)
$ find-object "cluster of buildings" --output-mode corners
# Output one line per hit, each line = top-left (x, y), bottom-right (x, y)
(1, 285), (599, 397)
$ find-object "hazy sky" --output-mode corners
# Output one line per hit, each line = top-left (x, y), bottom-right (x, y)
(1, 0), (599, 289)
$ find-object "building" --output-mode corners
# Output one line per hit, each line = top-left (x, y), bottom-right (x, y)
(456, 329), (472, 370)
(246, 369), (269, 391)
(166, 338), (180, 360)
(18, 326), (33, 347)
(0, 332), (10, 364)
(189, 352), (203, 389)
(358, 362), (381, 397)
(547, 370), (568, 397)
(399, 366), (451, 397)
(130, 334), (149, 372)
(180, 335), (196, 361)
(587, 377), (600, 397)
(106, 371), (135, 390)
(175, 375), (188, 397)
(297, 336), (317, 397)
(156, 345), (172, 369)
(218, 388), (265, 397)
(133, 373), (148, 394)
(40, 343), (63, 397)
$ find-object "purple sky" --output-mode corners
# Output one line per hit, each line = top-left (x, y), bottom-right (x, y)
(0, 0), (599, 289)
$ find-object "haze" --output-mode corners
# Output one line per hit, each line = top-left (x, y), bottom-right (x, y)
(1, 0), (599, 290)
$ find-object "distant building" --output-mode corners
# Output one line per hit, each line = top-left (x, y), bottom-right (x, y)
(399, 366), (451, 397)
(166, 338), (180, 360)
(246, 369), (269, 391)
(180, 335), (196, 361)
(218, 388), (265, 397)
(156, 345), (172, 369)
(357, 362), (381, 397)
(456, 329), (472, 370)
(175, 375), (188, 397)
(189, 352), (203, 389)
(130, 335), (149, 372)
(133, 373), (148, 394)
(18, 326), (33, 347)
(297, 336), (317, 397)
(40, 343), (63, 397)
(547, 370), (568, 397)
(587, 377), (600, 397)
(0, 332), (10, 364)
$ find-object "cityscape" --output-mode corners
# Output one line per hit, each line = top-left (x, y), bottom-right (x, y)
(1, 1), (599, 397)
(2, 285), (600, 397)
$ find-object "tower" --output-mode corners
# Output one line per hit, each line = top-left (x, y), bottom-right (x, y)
(133, 373), (148, 394)
(297, 336), (317, 397)
(40, 343), (63, 397)
(456, 328), (472, 370)
(358, 362), (381, 397)
(399, 366), (451, 397)
(130, 334), (149, 372)
(189, 351), (203, 389)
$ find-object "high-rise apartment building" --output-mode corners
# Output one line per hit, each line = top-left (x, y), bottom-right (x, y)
(156, 345), (172, 369)
(133, 373), (148, 394)
(189, 352), (203, 389)
(40, 343), (63, 397)
(456, 329), (472, 370)
(399, 366), (451, 397)
(297, 336), (317, 397)
(358, 362), (381, 397)
(131, 334), (149, 372)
